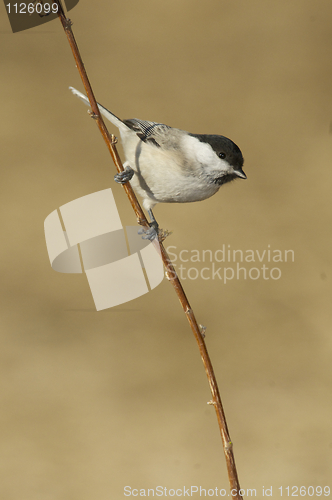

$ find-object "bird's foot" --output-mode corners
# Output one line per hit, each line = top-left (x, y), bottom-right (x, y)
(114, 165), (134, 184)
(138, 208), (172, 241)
(138, 224), (172, 242)
(138, 223), (159, 241)
(138, 227), (158, 241)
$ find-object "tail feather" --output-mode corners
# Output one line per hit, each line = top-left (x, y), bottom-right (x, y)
(69, 87), (127, 132)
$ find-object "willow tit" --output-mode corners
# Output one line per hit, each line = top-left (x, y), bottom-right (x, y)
(70, 87), (246, 239)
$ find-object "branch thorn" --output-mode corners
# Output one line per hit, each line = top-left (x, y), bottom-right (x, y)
(199, 324), (207, 337)
(110, 134), (118, 145)
(64, 18), (73, 30)
(88, 110), (98, 120)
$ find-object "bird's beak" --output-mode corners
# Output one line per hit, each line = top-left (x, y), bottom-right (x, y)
(234, 168), (247, 179)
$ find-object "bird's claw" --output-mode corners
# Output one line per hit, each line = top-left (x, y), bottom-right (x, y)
(138, 225), (159, 241)
(114, 166), (134, 184)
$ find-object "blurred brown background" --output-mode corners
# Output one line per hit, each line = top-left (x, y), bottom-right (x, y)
(1, 1), (331, 498)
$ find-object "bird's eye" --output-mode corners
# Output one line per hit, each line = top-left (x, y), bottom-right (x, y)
(218, 152), (226, 159)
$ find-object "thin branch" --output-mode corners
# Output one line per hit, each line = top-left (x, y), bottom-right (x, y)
(53, 2), (243, 497)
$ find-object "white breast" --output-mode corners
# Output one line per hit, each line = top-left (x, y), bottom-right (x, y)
(120, 130), (226, 210)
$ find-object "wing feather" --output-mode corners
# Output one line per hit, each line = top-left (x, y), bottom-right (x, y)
(123, 119), (171, 147)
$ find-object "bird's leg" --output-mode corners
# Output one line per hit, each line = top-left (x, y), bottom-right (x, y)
(114, 168), (162, 241)
(114, 166), (159, 240)
(138, 208), (159, 241)
(148, 209), (159, 231)
(114, 165), (134, 184)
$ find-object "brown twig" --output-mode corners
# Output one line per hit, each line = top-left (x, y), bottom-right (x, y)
(53, 1), (243, 497)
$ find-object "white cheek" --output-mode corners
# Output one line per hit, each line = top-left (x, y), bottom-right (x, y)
(193, 140), (216, 164)
(182, 135), (229, 174)
(216, 158), (229, 172)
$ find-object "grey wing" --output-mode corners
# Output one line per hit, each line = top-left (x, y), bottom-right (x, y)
(123, 118), (171, 148)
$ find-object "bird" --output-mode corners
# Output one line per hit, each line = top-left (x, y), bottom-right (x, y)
(70, 87), (246, 239)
